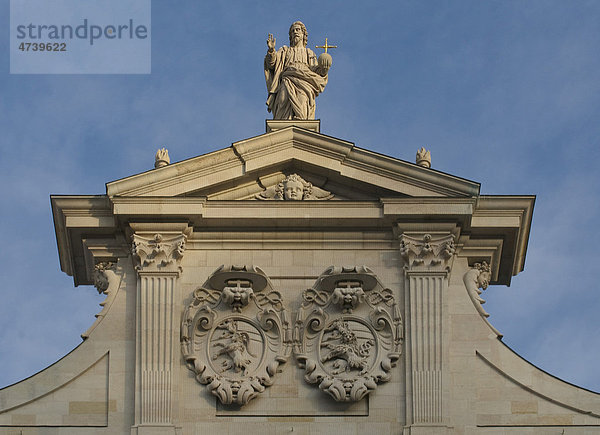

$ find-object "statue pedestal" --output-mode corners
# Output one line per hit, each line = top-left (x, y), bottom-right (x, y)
(266, 119), (320, 133)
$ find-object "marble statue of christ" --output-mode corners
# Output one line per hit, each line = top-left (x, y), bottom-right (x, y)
(264, 21), (330, 120)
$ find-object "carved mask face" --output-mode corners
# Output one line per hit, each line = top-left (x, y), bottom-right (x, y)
(222, 283), (254, 312)
(284, 179), (303, 200)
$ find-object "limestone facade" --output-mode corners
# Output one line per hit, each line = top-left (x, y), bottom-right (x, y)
(1, 121), (599, 434)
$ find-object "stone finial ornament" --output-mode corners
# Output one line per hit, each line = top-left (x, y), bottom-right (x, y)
(256, 173), (333, 200)
(264, 21), (335, 120)
(155, 147), (170, 168)
(416, 147), (431, 168)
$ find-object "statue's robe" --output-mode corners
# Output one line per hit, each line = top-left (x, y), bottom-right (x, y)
(265, 45), (328, 120)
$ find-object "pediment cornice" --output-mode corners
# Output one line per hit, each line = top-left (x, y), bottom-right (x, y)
(105, 126), (480, 199)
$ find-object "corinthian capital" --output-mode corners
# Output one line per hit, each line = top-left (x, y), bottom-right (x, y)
(131, 232), (187, 273)
(399, 233), (456, 272)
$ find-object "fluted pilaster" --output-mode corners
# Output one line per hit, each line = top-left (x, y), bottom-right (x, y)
(400, 232), (455, 434)
(130, 223), (190, 434)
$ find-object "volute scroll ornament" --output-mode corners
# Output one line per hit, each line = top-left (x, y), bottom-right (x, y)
(92, 261), (115, 293)
(295, 266), (403, 402)
(181, 265), (290, 406)
(463, 261), (491, 317)
(82, 262), (119, 340)
(463, 261), (502, 336)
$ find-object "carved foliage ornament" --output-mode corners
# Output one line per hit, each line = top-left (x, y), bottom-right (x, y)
(131, 233), (186, 272)
(256, 173), (333, 201)
(155, 147), (170, 168)
(295, 266), (403, 402)
(400, 233), (456, 271)
(181, 265), (290, 406)
(416, 147), (431, 168)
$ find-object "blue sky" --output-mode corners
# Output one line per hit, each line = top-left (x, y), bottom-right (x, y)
(1, 1), (599, 392)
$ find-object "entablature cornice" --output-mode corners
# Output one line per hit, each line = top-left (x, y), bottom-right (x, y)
(110, 197), (478, 224)
(111, 196), (206, 216)
(381, 197), (476, 219)
(185, 229), (397, 251)
(111, 199), (388, 226)
(51, 189), (534, 288)
(456, 237), (503, 283)
(51, 195), (117, 282)
(82, 237), (129, 284)
(471, 195), (535, 283)
(51, 195), (115, 228)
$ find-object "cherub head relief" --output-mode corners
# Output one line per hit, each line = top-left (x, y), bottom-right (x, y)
(275, 173), (312, 200)
(474, 261), (491, 290)
(256, 173), (333, 201)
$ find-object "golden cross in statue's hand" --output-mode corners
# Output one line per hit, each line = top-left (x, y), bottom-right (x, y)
(316, 37), (338, 53)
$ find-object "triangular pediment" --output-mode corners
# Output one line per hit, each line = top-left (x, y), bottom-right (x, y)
(106, 126), (480, 200)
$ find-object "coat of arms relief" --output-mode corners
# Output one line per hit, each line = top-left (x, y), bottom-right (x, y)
(181, 265), (290, 406)
(181, 265), (403, 406)
(295, 266), (403, 402)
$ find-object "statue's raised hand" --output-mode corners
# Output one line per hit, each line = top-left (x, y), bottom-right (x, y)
(267, 33), (276, 51)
